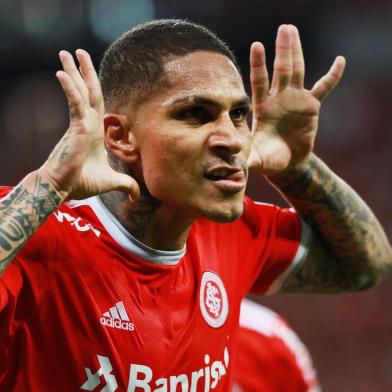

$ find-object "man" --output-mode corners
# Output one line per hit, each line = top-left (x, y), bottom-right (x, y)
(0, 19), (390, 391)
(233, 299), (320, 392)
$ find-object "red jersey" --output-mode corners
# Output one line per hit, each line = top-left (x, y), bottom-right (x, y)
(0, 187), (309, 391)
(233, 299), (320, 392)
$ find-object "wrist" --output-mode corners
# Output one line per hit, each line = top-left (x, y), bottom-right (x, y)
(35, 167), (71, 202)
(266, 155), (314, 191)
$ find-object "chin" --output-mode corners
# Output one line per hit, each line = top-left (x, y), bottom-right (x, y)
(201, 201), (244, 223)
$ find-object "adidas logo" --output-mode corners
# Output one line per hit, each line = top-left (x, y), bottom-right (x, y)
(100, 301), (135, 332)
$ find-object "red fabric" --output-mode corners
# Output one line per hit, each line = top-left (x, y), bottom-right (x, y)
(234, 328), (310, 392)
(233, 300), (319, 392)
(0, 188), (301, 391)
(0, 187), (13, 199)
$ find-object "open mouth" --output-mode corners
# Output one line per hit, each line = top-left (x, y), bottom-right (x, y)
(204, 166), (247, 191)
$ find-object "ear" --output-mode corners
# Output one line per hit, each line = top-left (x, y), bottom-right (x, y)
(104, 113), (139, 164)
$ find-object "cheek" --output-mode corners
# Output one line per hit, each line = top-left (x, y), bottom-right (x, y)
(140, 142), (194, 197)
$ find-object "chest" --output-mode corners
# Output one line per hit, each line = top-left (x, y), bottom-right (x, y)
(9, 217), (249, 391)
(33, 239), (240, 384)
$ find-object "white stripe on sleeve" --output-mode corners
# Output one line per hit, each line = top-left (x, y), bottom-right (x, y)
(265, 219), (312, 295)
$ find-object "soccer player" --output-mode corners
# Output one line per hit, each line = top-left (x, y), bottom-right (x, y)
(0, 19), (391, 391)
(233, 299), (320, 392)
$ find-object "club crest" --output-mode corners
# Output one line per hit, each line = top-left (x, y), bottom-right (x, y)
(200, 271), (228, 328)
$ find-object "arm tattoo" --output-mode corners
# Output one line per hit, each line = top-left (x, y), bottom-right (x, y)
(0, 174), (64, 275)
(270, 154), (392, 293)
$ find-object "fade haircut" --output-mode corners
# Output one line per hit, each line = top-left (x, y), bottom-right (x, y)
(99, 19), (240, 111)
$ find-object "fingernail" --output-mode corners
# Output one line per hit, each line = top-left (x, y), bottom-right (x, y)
(76, 49), (88, 57)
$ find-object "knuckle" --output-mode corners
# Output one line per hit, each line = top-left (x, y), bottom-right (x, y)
(322, 78), (334, 90)
(274, 63), (291, 73)
(251, 74), (268, 86)
(292, 62), (304, 71)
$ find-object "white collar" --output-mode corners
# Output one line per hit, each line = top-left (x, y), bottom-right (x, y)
(67, 196), (186, 266)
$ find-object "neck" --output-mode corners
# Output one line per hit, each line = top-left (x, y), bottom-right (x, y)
(99, 187), (193, 251)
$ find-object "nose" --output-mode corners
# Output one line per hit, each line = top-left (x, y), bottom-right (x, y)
(208, 115), (244, 158)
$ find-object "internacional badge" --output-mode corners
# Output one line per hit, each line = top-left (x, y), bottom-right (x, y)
(200, 271), (229, 328)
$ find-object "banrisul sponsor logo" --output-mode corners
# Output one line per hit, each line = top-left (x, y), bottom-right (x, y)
(100, 301), (135, 332)
(81, 347), (230, 391)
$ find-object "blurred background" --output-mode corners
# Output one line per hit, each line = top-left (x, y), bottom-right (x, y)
(0, 0), (391, 390)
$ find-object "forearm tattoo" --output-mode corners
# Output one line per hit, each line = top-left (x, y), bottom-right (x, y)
(0, 175), (64, 274)
(271, 155), (392, 293)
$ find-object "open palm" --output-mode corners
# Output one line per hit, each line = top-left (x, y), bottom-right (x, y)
(41, 50), (139, 200)
(247, 25), (346, 176)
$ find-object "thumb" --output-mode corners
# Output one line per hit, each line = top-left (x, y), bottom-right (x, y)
(247, 147), (262, 169)
(311, 56), (346, 102)
(110, 172), (141, 202)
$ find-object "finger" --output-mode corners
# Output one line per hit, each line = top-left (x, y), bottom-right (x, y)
(59, 50), (90, 104)
(311, 56), (346, 102)
(290, 25), (305, 88)
(56, 70), (86, 118)
(250, 42), (269, 108)
(111, 173), (141, 202)
(271, 25), (293, 93)
(76, 49), (104, 112)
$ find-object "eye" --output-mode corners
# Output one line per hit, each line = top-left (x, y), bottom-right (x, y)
(176, 107), (212, 124)
(230, 107), (249, 122)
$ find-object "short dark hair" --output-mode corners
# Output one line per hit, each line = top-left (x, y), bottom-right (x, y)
(99, 19), (239, 110)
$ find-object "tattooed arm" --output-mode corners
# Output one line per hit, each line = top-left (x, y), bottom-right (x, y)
(269, 155), (392, 293)
(0, 49), (138, 276)
(248, 26), (391, 293)
(0, 173), (66, 275)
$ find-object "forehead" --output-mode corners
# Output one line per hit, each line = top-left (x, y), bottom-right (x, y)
(159, 51), (247, 106)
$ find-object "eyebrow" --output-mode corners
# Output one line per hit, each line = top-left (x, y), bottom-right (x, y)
(164, 95), (252, 110)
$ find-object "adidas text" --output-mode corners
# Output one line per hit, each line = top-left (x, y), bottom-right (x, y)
(100, 317), (135, 331)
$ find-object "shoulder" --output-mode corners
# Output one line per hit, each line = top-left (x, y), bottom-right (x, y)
(237, 299), (320, 391)
(242, 196), (301, 236)
(239, 298), (283, 333)
(193, 196), (296, 235)
(239, 299), (310, 362)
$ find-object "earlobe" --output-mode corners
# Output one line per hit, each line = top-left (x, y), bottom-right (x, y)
(104, 113), (139, 164)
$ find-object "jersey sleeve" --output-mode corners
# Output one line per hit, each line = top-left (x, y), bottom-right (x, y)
(0, 186), (16, 312)
(0, 185), (64, 375)
(0, 186), (13, 199)
(241, 197), (311, 295)
(0, 186), (58, 314)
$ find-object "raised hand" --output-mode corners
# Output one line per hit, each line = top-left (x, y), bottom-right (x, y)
(247, 25), (346, 176)
(39, 49), (140, 200)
